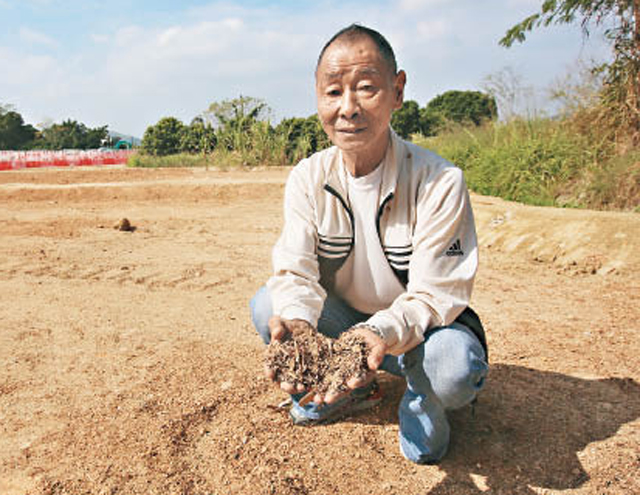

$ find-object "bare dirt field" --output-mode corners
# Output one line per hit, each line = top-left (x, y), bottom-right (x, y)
(0, 166), (638, 495)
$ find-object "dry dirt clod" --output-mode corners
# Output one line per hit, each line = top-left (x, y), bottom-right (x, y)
(265, 328), (370, 396)
(114, 218), (135, 232)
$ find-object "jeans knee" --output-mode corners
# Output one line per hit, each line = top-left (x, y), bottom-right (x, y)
(421, 325), (488, 410)
(435, 362), (486, 409)
(250, 286), (272, 345)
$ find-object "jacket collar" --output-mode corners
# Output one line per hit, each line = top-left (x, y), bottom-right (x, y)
(324, 128), (404, 204)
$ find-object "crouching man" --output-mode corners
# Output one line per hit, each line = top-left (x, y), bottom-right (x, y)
(250, 24), (488, 465)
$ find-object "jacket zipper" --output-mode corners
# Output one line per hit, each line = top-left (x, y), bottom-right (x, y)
(323, 184), (355, 257)
(376, 192), (394, 239)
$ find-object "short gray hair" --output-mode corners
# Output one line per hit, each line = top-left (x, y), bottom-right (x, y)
(316, 24), (398, 76)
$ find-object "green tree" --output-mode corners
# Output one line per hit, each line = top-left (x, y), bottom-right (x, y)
(205, 95), (269, 128)
(204, 96), (270, 151)
(37, 119), (108, 150)
(421, 91), (497, 135)
(276, 114), (330, 160)
(501, 0), (640, 140)
(0, 105), (37, 149)
(418, 107), (443, 137)
(391, 100), (422, 138)
(141, 117), (185, 156)
(85, 126), (109, 149)
(180, 117), (217, 154)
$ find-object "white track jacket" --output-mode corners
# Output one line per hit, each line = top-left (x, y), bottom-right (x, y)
(267, 130), (482, 356)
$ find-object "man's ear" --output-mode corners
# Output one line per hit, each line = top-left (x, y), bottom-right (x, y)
(393, 70), (407, 110)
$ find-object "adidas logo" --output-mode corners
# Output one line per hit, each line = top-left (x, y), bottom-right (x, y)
(445, 239), (464, 257)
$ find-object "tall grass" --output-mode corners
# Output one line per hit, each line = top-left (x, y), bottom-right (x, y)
(128, 147), (290, 170)
(214, 121), (290, 167)
(414, 117), (639, 211)
(128, 153), (211, 168)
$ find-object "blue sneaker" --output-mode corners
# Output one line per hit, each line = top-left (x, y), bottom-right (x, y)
(289, 381), (383, 425)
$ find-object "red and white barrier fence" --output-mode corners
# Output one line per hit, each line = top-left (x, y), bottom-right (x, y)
(0, 150), (134, 171)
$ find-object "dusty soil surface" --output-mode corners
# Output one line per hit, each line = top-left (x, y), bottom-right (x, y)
(0, 166), (638, 495)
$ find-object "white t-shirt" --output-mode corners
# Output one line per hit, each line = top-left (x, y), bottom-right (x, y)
(335, 161), (405, 314)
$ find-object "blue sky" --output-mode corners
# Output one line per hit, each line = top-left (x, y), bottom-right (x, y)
(0, 0), (610, 137)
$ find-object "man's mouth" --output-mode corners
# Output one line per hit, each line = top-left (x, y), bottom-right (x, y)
(337, 127), (366, 134)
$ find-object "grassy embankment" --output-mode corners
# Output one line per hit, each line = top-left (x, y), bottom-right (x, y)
(415, 118), (640, 211)
(129, 118), (639, 212)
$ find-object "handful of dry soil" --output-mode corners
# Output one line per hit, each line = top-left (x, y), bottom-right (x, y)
(265, 327), (370, 396)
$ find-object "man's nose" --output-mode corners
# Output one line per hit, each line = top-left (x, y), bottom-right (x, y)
(339, 89), (360, 119)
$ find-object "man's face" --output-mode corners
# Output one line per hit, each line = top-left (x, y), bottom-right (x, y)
(316, 36), (405, 159)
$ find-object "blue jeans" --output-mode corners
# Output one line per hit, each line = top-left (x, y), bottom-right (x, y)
(250, 286), (488, 464)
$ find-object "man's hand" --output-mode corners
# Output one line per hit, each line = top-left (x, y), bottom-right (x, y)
(265, 316), (314, 395)
(320, 325), (388, 405)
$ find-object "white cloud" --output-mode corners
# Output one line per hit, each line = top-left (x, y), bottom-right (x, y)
(415, 19), (450, 41)
(19, 26), (57, 46)
(399, 0), (448, 11)
(114, 25), (145, 47)
(48, 11), (322, 133)
(505, 0), (540, 8)
(0, 46), (65, 105)
(91, 33), (109, 44)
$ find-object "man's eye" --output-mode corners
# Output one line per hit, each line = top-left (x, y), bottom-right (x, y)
(327, 89), (341, 97)
(358, 84), (376, 93)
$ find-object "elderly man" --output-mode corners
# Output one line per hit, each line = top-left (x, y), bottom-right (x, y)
(250, 24), (488, 465)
